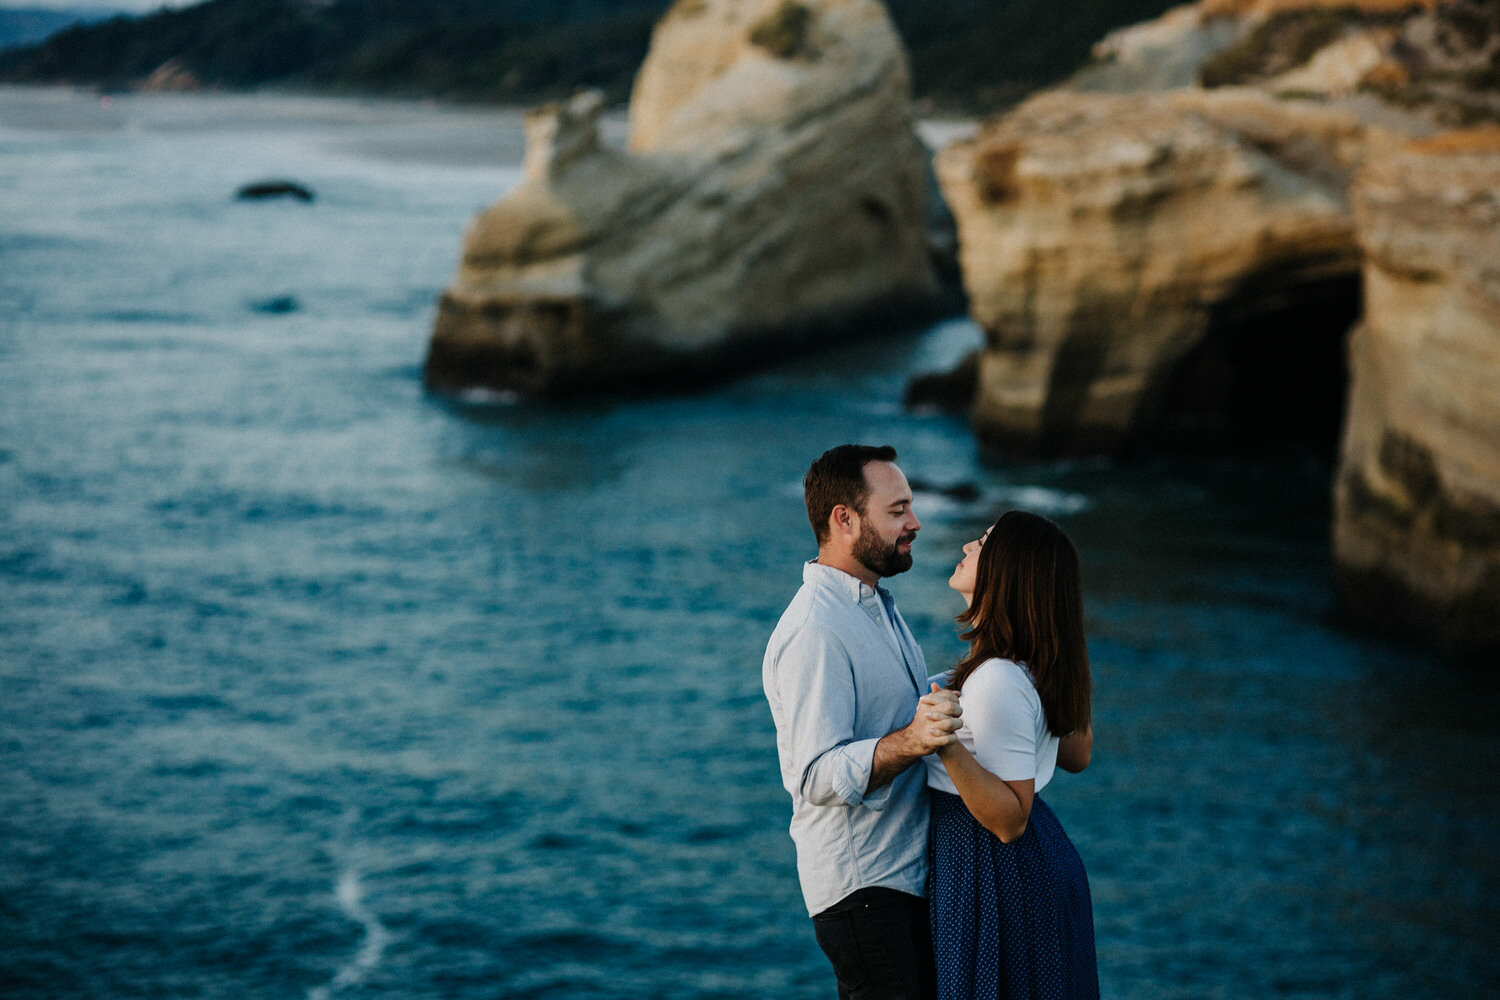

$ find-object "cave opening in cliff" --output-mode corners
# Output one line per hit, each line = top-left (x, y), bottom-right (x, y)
(1155, 272), (1362, 459)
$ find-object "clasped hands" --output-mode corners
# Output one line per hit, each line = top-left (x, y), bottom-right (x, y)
(903, 681), (962, 756)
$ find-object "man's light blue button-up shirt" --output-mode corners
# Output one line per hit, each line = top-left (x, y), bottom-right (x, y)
(763, 560), (930, 916)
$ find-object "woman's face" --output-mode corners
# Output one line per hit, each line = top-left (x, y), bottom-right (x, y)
(948, 526), (991, 606)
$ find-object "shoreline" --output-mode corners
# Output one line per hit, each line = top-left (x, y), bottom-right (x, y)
(0, 83), (977, 160)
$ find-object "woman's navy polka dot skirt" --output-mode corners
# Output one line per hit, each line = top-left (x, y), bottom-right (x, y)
(928, 790), (1099, 1000)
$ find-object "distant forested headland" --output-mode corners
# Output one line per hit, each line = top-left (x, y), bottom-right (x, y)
(0, 0), (1183, 113)
(0, 6), (118, 51)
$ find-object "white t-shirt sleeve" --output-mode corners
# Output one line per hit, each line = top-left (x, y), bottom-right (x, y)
(962, 659), (1041, 782)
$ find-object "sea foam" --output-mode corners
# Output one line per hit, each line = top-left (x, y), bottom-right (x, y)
(308, 869), (391, 1000)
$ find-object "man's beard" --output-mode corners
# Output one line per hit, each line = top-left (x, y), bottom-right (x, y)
(854, 520), (914, 578)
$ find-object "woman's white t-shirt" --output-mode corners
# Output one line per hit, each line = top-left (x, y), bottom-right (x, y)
(924, 657), (1058, 795)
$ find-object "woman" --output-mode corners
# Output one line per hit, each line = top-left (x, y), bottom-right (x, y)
(925, 510), (1098, 1000)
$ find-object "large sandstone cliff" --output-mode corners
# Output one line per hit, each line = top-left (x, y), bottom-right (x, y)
(935, 87), (1372, 452)
(940, 0), (1496, 452)
(424, 0), (943, 395)
(1334, 127), (1500, 661)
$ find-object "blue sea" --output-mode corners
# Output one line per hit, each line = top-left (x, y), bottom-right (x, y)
(1, 87), (1496, 999)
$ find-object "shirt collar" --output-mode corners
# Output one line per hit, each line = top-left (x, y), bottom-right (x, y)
(804, 559), (889, 607)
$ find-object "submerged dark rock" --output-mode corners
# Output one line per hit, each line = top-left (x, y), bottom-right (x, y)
(250, 295), (301, 314)
(904, 350), (979, 415)
(237, 180), (314, 202)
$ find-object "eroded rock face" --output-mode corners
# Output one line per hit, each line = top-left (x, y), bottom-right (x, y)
(1071, 5), (1244, 92)
(1333, 127), (1500, 660)
(1073, 0), (1464, 96)
(935, 87), (1370, 452)
(939, 0), (1498, 454)
(1200, 0), (1450, 15)
(425, 0), (942, 395)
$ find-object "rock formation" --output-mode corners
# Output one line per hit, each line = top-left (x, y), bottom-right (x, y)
(935, 0), (1496, 452)
(934, 86), (1373, 452)
(425, 0), (943, 396)
(1333, 127), (1500, 660)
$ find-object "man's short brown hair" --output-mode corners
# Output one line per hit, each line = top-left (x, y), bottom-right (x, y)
(803, 444), (898, 545)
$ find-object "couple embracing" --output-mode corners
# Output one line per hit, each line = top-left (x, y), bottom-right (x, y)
(763, 445), (1098, 1000)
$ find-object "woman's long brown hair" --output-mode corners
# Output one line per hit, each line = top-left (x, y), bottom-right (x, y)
(949, 510), (1091, 736)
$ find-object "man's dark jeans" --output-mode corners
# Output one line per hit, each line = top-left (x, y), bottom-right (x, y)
(811, 886), (937, 1000)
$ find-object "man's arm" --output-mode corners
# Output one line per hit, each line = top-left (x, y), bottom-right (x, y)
(770, 624), (878, 807)
(772, 631), (960, 807)
(867, 683), (962, 794)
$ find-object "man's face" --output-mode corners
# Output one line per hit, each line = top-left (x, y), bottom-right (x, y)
(851, 461), (920, 578)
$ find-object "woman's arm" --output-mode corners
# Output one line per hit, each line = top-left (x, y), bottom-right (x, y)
(1056, 727), (1092, 773)
(936, 741), (1035, 843)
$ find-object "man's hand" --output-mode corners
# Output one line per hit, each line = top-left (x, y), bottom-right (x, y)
(867, 683), (963, 793)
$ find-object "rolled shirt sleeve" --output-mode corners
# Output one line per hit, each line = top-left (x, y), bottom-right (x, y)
(771, 625), (890, 809)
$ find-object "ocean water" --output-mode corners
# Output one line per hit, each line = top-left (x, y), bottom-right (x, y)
(1, 87), (1496, 999)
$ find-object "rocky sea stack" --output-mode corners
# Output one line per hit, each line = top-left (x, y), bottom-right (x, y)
(424, 0), (944, 396)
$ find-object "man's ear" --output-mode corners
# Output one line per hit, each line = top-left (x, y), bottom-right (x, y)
(829, 503), (859, 540)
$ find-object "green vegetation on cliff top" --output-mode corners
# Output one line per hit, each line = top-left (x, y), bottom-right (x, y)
(0, 0), (1183, 113)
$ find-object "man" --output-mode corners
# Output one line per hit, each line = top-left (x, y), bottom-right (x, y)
(763, 444), (962, 1000)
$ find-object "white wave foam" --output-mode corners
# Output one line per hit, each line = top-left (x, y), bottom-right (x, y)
(308, 868), (391, 1000)
(906, 491), (970, 517)
(781, 479), (1091, 518)
(456, 387), (520, 406)
(993, 485), (1091, 516)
